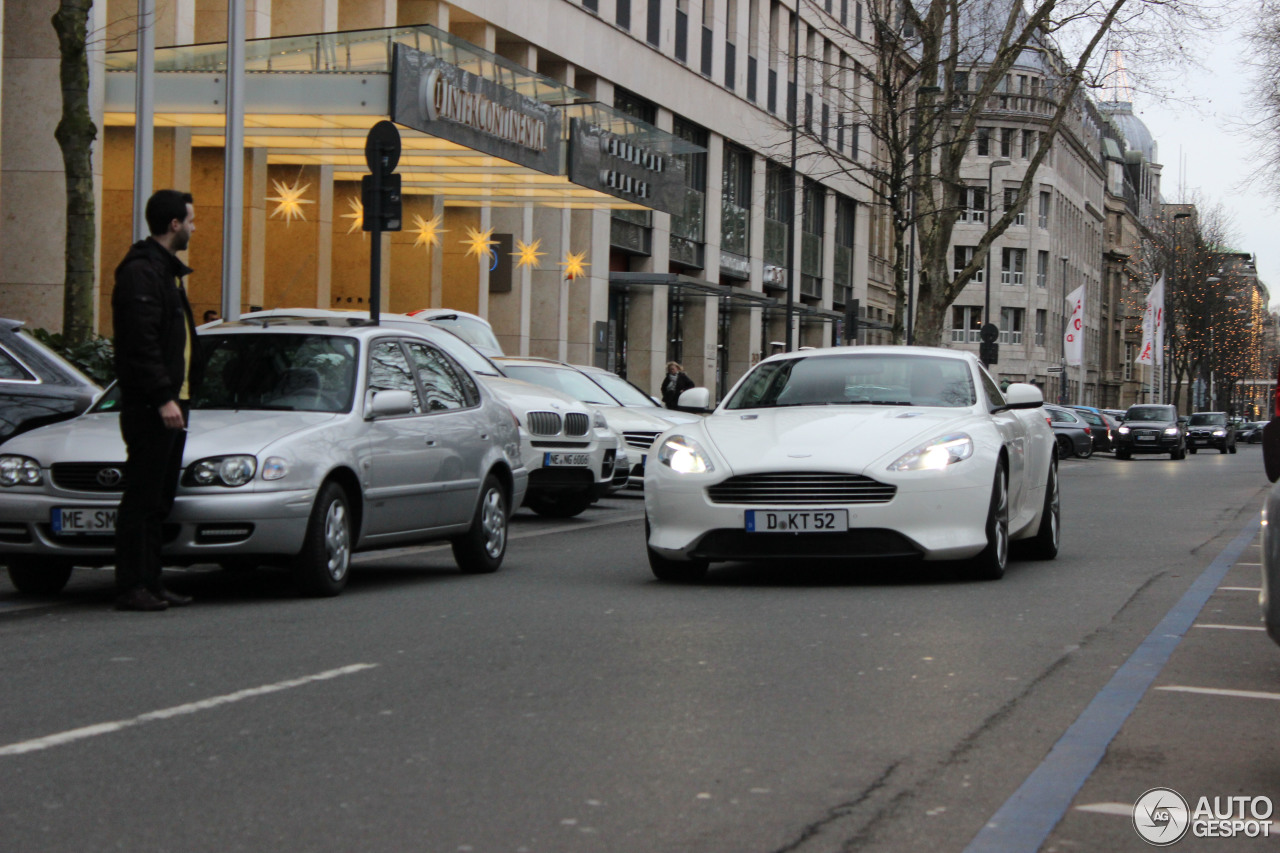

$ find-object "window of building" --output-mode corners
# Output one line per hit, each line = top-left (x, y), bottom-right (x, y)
(617, 0), (631, 28)
(1124, 342), (1135, 380)
(801, 179), (825, 297)
(611, 89), (656, 250)
(977, 127), (990, 156)
(1003, 188), (1025, 226)
(1037, 250), (1048, 288)
(583, 0), (598, 12)
(958, 187), (985, 223)
(721, 143), (752, 259)
(1035, 309), (1046, 346)
(724, 0), (737, 88)
(1000, 308), (1024, 344)
(701, 0), (714, 76)
(1001, 248), (1026, 285)
(647, 0), (661, 45)
(951, 306), (983, 343)
(1000, 127), (1013, 158)
(764, 160), (789, 269)
(1038, 191), (1050, 228)
(676, 0), (689, 62)
(953, 245), (984, 283)
(834, 194), (856, 304)
(670, 116), (708, 269)
(1021, 129), (1033, 158)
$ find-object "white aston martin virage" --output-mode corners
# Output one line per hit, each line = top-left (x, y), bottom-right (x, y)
(643, 346), (1059, 581)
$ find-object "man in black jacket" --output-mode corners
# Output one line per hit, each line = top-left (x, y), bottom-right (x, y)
(111, 189), (200, 611)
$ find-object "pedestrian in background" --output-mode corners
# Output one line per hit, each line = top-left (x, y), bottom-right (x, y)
(111, 189), (201, 612)
(202, 309), (220, 323)
(661, 361), (694, 410)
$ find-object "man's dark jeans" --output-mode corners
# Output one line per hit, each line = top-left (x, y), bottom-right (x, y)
(114, 401), (188, 593)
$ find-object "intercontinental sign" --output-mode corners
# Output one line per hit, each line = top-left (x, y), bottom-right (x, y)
(391, 44), (561, 175)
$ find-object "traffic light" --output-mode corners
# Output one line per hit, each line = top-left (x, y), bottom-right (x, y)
(980, 340), (999, 365)
(361, 173), (402, 232)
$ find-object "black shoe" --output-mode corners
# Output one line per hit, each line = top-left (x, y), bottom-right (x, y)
(115, 588), (169, 612)
(155, 587), (192, 607)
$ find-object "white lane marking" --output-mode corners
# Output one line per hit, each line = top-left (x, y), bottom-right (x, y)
(1074, 803), (1133, 817)
(1193, 623), (1266, 631)
(353, 511), (646, 564)
(1219, 586), (1263, 592)
(1156, 685), (1280, 701)
(1233, 562), (1262, 567)
(0, 663), (378, 757)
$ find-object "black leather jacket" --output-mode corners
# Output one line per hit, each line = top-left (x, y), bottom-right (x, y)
(111, 238), (201, 408)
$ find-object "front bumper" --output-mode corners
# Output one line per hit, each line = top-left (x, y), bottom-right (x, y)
(1187, 432), (1228, 450)
(644, 465), (994, 563)
(1117, 432), (1180, 453)
(0, 487), (314, 565)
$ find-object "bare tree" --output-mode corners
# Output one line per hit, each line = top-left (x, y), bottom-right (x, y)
(785, 0), (1208, 346)
(1243, 0), (1280, 199)
(52, 0), (97, 346)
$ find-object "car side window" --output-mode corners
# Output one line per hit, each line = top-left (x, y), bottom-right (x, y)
(403, 341), (477, 411)
(0, 345), (33, 382)
(367, 340), (422, 414)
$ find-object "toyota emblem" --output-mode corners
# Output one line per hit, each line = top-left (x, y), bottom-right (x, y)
(96, 467), (123, 487)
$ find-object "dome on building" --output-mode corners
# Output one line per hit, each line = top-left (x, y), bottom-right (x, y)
(1100, 101), (1158, 163)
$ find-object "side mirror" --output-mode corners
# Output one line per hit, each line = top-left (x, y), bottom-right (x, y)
(995, 382), (1043, 412)
(677, 387), (712, 413)
(367, 389), (415, 419)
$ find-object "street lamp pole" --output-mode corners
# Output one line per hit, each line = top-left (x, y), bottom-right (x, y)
(984, 159), (1012, 328)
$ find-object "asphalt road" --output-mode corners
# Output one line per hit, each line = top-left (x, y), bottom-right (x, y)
(0, 447), (1275, 852)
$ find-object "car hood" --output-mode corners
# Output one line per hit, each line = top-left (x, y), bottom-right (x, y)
(481, 376), (588, 415)
(594, 405), (676, 433)
(3, 408), (341, 465)
(1123, 420), (1176, 430)
(699, 407), (974, 473)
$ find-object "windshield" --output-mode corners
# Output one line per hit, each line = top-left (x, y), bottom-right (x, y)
(1126, 406), (1175, 422)
(501, 364), (616, 406)
(1188, 413), (1226, 426)
(586, 371), (657, 407)
(194, 333), (357, 413)
(425, 315), (503, 354)
(725, 353), (976, 409)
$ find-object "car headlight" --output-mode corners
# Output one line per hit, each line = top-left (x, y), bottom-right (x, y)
(186, 455), (257, 487)
(888, 433), (974, 472)
(592, 411), (609, 429)
(261, 456), (289, 481)
(1164, 427), (1180, 436)
(657, 435), (715, 474)
(1212, 429), (1226, 437)
(1118, 425), (1130, 434)
(0, 455), (43, 487)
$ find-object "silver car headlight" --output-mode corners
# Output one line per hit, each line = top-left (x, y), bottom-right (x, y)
(657, 436), (715, 474)
(888, 433), (973, 472)
(1164, 427), (1180, 436)
(0, 455), (43, 486)
(1118, 425), (1130, 434)
(1212, 429), (1226, 437)
(261, 456), (289, 481)
(186, 455), (257, 487)
(592, 410), (609, 429)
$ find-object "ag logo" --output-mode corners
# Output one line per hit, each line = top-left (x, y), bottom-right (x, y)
(1133, 787), (1190, 845)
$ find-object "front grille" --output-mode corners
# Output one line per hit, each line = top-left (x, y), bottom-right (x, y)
(707, 472), (897, 505)
(623, 430), (662, 450)
(565, 412), (590, 436)
(525, 411), (562, 436)
(51, 462), (128, 493)
(690, 528), (919, 560)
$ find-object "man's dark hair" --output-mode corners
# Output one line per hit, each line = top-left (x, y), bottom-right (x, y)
(145, 189), (194, 237)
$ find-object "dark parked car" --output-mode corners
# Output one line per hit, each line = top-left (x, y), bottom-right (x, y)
(1240, 421), (1267, 444)
(1115, 404), (1186, 460)
(1044, 404), (1093, 459)
(1186, 411), (1237, 454)
(0, 319), (100, 446)
(1068, 406), (1118, 453)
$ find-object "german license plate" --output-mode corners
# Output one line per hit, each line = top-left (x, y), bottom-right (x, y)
(745, 509), (849, 533)
(544, 452), (589, 467)
(52, 507), (117, 534)
(1137, 435), (1156, 441)
(1193, 438), (1208, 444)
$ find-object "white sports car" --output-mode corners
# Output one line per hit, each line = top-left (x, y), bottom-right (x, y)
(643, 346), (1059, 581)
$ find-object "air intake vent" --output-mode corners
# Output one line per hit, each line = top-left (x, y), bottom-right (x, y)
(526, 411), (562, 436)
(707, 472), (897, 505)
(623, 430), (662, 450)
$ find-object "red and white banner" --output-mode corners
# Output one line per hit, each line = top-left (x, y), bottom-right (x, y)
(1137, 274), (1165, 366)
(1064, 284), (1086, 366)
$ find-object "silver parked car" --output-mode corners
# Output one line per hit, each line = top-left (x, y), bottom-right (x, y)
(0, 320), (527, 596)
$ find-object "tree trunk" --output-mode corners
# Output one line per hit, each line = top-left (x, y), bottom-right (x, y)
(53, 0), (97, 345)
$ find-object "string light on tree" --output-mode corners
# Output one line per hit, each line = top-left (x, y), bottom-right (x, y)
(266, 176), (314, 225)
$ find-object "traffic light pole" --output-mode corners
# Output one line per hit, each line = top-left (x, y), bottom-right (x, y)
(369, 164), (382, 325)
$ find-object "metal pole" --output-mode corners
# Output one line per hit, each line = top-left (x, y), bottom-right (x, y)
(983, 160), (1010, 327)
(370, 165), (382, 325)
(221, 0), (246, 321)
(132, 0), (155, 242)
(783, 9), (800, 352)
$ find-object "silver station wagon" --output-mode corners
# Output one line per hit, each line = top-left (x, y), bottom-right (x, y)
(0, 320), (528, 596)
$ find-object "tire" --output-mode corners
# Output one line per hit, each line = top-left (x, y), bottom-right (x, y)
(1020, 460), (1060, 560)
(1056, 434), (1074, 460)
(452, 474), (508, 574)
(525, 489), (593, 518)
(1116, 448), (1131, 460)
(964, 462), (1010, 580)
(1188, 447), (1197, 454)
(1076, 441), (1093, 460)
(645, 517), (708, 582)
(291, 481), (352, 597)
(6, 557), (73, 595)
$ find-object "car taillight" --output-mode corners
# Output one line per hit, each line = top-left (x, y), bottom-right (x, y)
(1083, 426), (1091, 435)
(1045, 417), (1052, 425)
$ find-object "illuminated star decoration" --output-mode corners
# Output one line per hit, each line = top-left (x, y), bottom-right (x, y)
(462, 227), (498, 263)
(340, 196), (365, 236)
(412, 214), (446, 250)
(560, 250), (589, 280)
(512, 238), (545, 269)
(266, 176), (314, 225)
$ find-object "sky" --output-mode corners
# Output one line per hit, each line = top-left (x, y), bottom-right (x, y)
(1125, 0), (1280, 309)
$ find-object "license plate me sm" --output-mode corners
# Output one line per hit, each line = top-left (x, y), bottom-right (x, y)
(745, 509), (849, 533)
(52, 507), (117, 534)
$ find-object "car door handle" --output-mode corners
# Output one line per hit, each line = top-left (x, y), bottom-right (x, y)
(425, 438), (437, 447)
